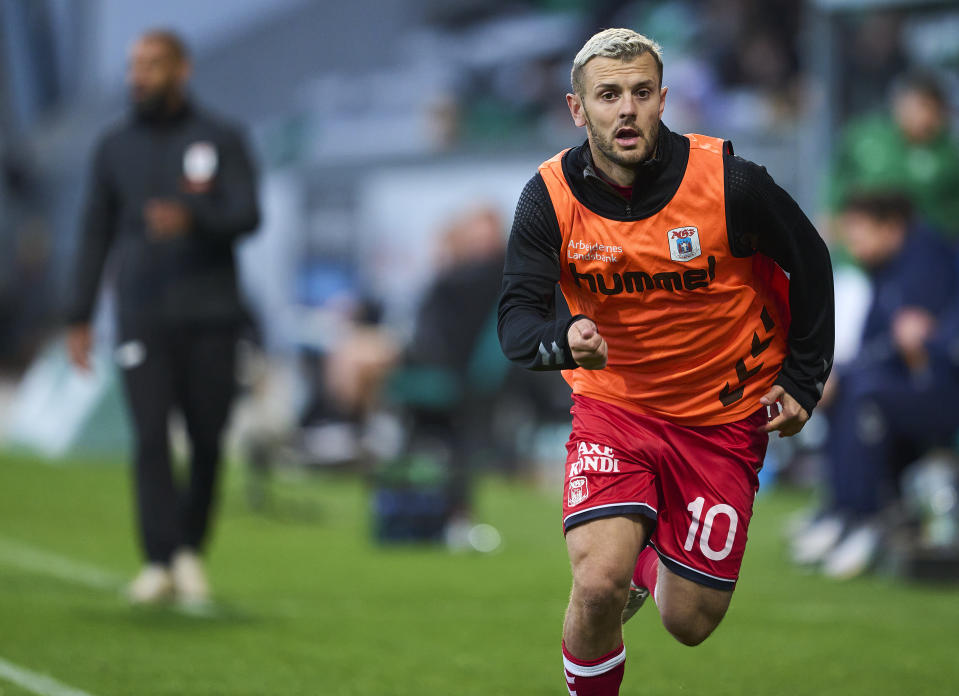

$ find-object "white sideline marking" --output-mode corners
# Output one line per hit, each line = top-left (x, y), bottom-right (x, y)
(0, 537), (123, 591)
(0, 657), (99, 696)
(0, 536), (240, 620)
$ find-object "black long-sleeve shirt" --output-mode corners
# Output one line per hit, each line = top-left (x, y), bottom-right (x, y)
(67, 100), (260, 328)
(498, 123), (834, 414)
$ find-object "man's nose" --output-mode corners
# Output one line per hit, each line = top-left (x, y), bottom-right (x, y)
(618, 95), (637, 119)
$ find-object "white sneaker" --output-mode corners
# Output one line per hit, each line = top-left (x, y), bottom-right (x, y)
(783, 508), (820, 539)
(621, 581), (650, 624)
(171, 549), (210, 604)
(791, 514), (844, 565)
(444, 517), (473, 552)
(822, 522), (881, 580)
(127, 564), (174, 604)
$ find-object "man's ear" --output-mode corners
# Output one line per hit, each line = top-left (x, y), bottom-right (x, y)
(566, 93), (587, 128)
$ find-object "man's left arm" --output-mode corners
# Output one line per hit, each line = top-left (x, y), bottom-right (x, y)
(179, 126), (261, 242)
(725, 154), (835, 436)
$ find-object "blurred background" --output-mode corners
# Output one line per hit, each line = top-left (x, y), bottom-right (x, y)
(1, 1), (959, 694)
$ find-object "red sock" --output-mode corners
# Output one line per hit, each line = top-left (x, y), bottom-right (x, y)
(632, 545), (659, 599)
(562, 642), (625, 696)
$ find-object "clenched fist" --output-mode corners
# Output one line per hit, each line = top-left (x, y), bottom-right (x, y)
(567, 317), (607, 370)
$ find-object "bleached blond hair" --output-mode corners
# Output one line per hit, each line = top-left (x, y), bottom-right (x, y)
(571, 28), (663, 95)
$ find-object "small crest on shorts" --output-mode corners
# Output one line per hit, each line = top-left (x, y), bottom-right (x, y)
(568, 477), (589, 507)
(667, 226), (701, 262)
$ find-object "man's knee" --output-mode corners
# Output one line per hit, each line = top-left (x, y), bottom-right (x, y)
(565, 515), (651, 627)
(571, 568), (630, 622)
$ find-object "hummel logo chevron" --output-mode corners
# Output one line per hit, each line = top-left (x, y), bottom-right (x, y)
(538, 341), (564, 366)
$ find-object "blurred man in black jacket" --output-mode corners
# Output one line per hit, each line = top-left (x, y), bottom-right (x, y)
(66, 30), (259, 604)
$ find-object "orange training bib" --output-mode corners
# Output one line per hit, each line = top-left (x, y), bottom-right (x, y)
(539, 134), (790, 426)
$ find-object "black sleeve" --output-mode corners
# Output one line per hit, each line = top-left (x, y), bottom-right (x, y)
(67, 137), (118, 324)
(725, 154), (835, 413)
(180, 126), (260, 241)
(497, 174), (583, 371)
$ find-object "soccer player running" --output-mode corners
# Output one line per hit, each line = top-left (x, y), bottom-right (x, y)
(498, 29), (833, 695)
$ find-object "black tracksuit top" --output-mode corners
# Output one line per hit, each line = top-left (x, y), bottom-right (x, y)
(68, 100), (260, 328)
(497, 122), (835, 414)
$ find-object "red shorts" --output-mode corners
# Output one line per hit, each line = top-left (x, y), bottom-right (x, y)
(563, 394), (769, 590)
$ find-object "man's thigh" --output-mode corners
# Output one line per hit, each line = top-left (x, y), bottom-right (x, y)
(115, 326), (174, 440)
(174, 327), (237, 439)
(566, 515), (654, 582)
(656, 560), (733, 624)
(841, 363), (959, 443)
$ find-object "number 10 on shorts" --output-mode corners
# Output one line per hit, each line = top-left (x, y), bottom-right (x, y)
(684, 497), (739, 561)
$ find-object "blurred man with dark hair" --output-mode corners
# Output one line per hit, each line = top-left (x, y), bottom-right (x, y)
(66, 30), (260, 604)
(792, 190), (959, 578)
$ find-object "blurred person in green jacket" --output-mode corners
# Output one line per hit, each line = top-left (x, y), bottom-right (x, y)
(826, 72), (959, 241)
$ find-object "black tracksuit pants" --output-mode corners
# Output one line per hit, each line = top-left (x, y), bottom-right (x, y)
(117, 322), (237, 565)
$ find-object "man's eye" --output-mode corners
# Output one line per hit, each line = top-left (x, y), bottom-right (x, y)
(601, 92), (616, 100)
(636, 89), (650, 98)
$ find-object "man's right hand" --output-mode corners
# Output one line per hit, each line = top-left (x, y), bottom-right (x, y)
(567, 318), (607, 370)
(67, 324), (93, 372)
(144, 199), (191, 240)
(892, 306), (935, 372)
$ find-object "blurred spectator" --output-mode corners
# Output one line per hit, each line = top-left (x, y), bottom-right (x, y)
(791, 192), (959, 579)
(64, 30), (260, 605)
(838, 11), (908, 120)
(323, 205), (506, 419)
(708, 0), (803, 119)
(825, 71), (959, 241)
(321, 204), (509, 545)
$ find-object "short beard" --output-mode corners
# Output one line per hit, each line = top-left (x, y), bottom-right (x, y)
(131, 88), (177, 120)
(583, 105), (658, 169)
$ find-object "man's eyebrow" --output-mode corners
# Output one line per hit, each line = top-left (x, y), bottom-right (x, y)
(593, 78), (656, 92)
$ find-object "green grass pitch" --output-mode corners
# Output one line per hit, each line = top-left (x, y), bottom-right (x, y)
(1, 452), (957, 695)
